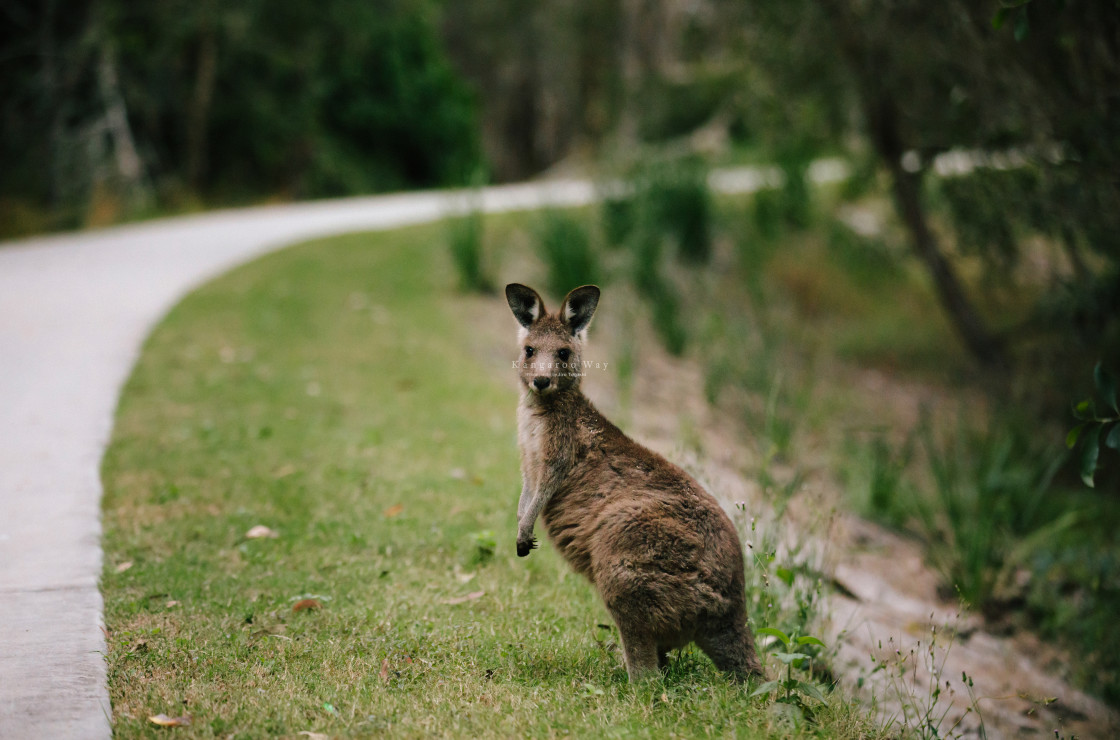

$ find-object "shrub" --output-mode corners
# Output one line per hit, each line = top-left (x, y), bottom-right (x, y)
(536, 210), (600, 298)
(447, 208), (493, 293)
(601, 194), (636, 248)
(642, 156), (714, 265)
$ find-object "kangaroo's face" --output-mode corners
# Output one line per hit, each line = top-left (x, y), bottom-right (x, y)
(506, 283), (600, 398)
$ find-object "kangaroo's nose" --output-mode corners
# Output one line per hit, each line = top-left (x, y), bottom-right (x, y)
(533, 376), (551, 390)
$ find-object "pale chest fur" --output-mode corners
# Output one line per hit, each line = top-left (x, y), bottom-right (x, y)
(517, 396), (547, 487)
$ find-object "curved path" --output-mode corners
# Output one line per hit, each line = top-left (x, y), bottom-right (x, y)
(0, 181), (593, 738)
(0, 167), (798, 738)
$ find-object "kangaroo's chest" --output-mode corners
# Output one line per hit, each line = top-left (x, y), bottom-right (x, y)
(517, 403), (548, 478)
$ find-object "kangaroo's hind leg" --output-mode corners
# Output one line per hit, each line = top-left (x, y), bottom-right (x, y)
(617, 630), (660, 682)
(696, 618), (764, 681)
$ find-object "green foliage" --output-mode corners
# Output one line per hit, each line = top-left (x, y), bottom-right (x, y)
(597, 154), (718, 357)
(648, 281), (688, 357)
(825, 221), (902, 290)
(1, 0), (481, 231)
(468, 529), (497, 566)
(1067, 363), (1120, 488)
(844, 434), (913, 530)
(1021, 520), (1120, 706)
(637, 70), (738, 142)
(447, 206), (493, 294)
(600, 194), (636, 248)
(750, 627), (829, 725)
(535, 210), (600, 299)
(641, 155), (714, 265)
(749, 160), (814, 243)
(630, 229), (688, 356)
(914, 418), (1070, 614)
(734, 500), (823, 666)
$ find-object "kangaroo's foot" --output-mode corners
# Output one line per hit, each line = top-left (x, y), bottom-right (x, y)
(516, 533), (538, 557)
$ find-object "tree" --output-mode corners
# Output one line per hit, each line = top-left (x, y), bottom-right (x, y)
(0, 0), (480, 232)
(716, 0), (1120, 375)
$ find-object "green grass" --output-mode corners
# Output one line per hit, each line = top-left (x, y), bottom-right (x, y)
(100, 219), (880, 738)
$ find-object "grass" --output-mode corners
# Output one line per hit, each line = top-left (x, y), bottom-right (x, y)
(447, 203), (494, 293)
(99, 218), (881, 738)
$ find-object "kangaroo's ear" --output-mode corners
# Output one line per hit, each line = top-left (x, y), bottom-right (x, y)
(505, 283), (546, 329)
(559, 285), (600, 337)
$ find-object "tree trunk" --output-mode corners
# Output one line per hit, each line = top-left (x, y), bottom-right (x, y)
(868, 96), (1007, 368)
(817, 0), (1006, 369)
(186, 27), (218, 190)
(97, 45), (150, 208)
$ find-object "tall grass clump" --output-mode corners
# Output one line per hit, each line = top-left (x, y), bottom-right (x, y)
(842, 433), (913, 530)
(447, 206), (493, 293)
(536, 209), (600, 298)
(631, 228), (687, 356)
(599, 154), (718, 356)
(641, 154), (714, 265)
(600, 188), (636, 248)
(914, 417), (1070, 614)
(751, 156), (815, 241)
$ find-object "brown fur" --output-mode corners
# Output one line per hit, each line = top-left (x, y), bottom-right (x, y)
(505, 283), (764, 682)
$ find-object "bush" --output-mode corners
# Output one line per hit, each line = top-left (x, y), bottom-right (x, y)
(642, 156), (714, 265)
(447, 207), (493, 293)
(536, 210), (600, 298)
(914, 418), (1068, 613)
(601, 194), (636, 248)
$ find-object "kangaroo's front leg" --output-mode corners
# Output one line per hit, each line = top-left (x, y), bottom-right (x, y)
(516, 482), (540, 557)
(515, 455), (569, 557)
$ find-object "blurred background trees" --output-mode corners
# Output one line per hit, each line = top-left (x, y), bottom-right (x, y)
(1, 0), (479, 229)
(2, 0), (1117, 382)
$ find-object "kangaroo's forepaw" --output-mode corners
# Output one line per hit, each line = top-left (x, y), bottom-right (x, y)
(516, 536), (538, 557)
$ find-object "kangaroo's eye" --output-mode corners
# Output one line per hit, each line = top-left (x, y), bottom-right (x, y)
(524, 346), (534, 358)
(557, 349), (571, 362)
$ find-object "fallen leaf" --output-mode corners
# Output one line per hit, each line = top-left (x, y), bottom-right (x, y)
(379, 658), (390, 682)
(455, 571), (476, 584)
(273, 464), (297, 479)
(292, 598), (322, 613)
(165, 600), (180, 608)
(442, 590), (485, 605)
(115, 561), (133, 573)
(245, 525), (279, 539)
(148, 713), (191, 727)
(383, 503), (404, 518)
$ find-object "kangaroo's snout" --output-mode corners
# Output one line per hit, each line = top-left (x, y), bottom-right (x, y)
(533, 376), (551, 391)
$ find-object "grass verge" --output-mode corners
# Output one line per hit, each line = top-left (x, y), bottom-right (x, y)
(100, 219), (879, 738)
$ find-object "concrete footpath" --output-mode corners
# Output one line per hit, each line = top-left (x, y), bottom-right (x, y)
(0, 168), (796, 738)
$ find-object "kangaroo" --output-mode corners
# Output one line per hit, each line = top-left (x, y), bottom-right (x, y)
(505, 282), (764, 682)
